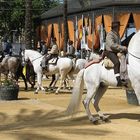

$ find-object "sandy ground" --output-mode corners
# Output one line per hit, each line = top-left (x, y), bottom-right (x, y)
(0, 79), (140, 140)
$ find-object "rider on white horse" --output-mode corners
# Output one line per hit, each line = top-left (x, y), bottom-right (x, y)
(41, 37), (59, 71)
(105, 21), (127, 86)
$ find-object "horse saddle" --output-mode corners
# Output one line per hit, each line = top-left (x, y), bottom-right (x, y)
(85, 53), (128, 81)
(103, 53), (128, 80)
(48, 57), (58, 65)
(103, 57), (114, 68)
(103, 53), (126, 69)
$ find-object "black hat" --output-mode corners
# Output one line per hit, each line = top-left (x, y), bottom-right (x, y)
(111, 21), (123, 28)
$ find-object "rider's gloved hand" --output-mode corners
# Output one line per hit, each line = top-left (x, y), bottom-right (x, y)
(120, 46), (127, 53)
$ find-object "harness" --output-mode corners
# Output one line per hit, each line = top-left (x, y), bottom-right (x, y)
(128, 51), (140, 60)
(31, 55), (43, 63)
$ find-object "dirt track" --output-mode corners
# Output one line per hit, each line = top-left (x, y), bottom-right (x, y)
(0, 79), (140, 140)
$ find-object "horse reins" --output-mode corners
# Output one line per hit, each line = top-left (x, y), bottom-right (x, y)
(128, 51), (140, 60)
(22, 50), (43, 63)
(31, 55), (43, 62)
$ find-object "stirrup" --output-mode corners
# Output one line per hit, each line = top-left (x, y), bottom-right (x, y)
(117, 80), (128, 87)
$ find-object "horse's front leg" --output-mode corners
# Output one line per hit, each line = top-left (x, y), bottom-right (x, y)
(55, 73), (64, 94)
(92, 85), (110, 122)
(20, 72), (28, 90)
(35, 72), (45, 94)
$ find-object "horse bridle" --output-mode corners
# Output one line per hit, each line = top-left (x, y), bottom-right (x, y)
(22, 49), (43, 63)
(128, 51), (140, 60)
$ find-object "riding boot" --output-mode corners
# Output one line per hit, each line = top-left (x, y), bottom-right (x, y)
(116, 76), (127, 87)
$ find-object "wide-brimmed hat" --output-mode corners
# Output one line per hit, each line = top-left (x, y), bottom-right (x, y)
(110, 21), (123, 28)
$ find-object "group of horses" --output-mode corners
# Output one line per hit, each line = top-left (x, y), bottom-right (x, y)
(21, 49), (87, 93)
(1, 31), (140, 124)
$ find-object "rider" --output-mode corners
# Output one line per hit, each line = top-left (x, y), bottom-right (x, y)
(40, 40), (48, 55)
(41, 37), (59, 71)
(105, 21), (127, 87)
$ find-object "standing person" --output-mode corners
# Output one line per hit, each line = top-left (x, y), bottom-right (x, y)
(36, 41), (42, 53)
(3, 39), (12, 57)
(66, 40), (75, 59)
(40, 40), (48, 55)
(0, 37), (4, 62)
(105, 21), (127, 86)
(41, 38), (59, 71)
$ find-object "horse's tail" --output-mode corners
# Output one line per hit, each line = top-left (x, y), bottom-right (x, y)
(66, 69), (85, 116)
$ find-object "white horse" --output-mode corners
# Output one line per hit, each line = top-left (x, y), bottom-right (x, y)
(22, 49), (73, 93)
(0, 56), (21, 83)
(67, 31), (140, 124)
(49, 58), (88, 90)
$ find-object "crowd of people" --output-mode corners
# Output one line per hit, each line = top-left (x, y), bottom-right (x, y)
(37, 21), (128, 86)
(0, 21), (128, 86)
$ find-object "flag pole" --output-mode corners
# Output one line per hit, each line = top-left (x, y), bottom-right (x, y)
(92, 12), (95, 53)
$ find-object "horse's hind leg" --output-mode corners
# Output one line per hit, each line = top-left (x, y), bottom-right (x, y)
(55, 71), (66, 94)
(49, 74), (56, 88)
(21, 72), (28, 90)
(92, 85), (110, 122)
(83, 85), (101, 124)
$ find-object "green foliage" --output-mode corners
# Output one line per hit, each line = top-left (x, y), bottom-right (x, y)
(0, 0), (60, 35)
(1, 79), (17, 87)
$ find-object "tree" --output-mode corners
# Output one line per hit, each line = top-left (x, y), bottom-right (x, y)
(63, 0), (68, 52)
(0, 0), (60, 40)
(25, 0), (32, 49)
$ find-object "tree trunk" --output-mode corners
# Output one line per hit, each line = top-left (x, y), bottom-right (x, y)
(63, 0), (68, 52)
(25, 0), (32, 49)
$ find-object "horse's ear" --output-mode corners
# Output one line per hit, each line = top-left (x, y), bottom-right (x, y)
(22, 48), (25, 53)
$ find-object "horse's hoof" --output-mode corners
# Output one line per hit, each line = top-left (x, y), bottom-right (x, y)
(34, 91), (38, 94)
(100, 115), (110, 121)
(102, 118), (111, 123)
(100, 115), (111, 123)
(24, 88), (28, 91)
(55, 90), (59, 94)
(90, 117), (101, 125)
(92, 119), (101, 125)
(55, 92), (59, 95)
(31, 86), (34, 89)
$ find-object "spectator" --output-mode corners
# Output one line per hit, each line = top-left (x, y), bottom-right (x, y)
(66, 40), (75, 59)
(40, 40), (48, 55)
(3, 39), (12, 56)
